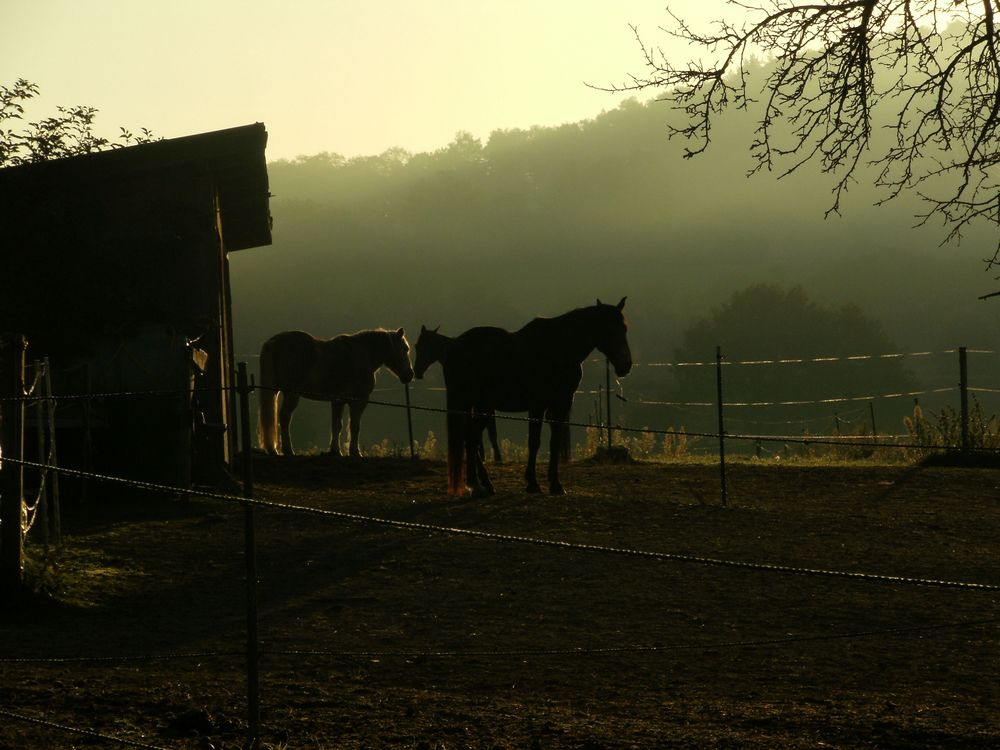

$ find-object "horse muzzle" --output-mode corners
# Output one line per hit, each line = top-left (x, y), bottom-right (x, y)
(614, 362), (632, 378)
(612, 350), (633, 378)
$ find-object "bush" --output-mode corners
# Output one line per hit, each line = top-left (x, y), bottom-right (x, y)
(902, 396), (1000, 460)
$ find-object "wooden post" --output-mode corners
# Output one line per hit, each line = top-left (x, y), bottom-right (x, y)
(716, 346), (728, 507)
(1, 335), (27, 596)
(43, 358), (60, 544)
(404, 382), (415, 459)
(959, 346), (970, 453)
(237, 363), (261, 749)
(869, 401), (878, 445)
(33, 360), (48, 546)
(83, 364), (93, 504)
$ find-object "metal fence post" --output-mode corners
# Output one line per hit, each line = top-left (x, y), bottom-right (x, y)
(32, 360), (48, 546)
(404, 382), (415, 459)
(716, 346), (728, 507)
(43, 357), (60, 545)
(605, 359), (613, 450)
(959, 346), (969, 453)
(237, 363), (261, 749)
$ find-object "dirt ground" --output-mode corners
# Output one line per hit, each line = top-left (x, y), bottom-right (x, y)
(1, 456), (999, 749)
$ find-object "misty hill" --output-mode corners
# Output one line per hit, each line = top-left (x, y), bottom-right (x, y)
(230, 86), (1000, 453)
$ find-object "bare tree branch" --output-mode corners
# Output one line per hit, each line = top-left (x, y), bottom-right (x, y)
(607, 1), (1000, 267)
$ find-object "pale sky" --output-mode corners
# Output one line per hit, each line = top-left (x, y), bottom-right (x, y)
(3, 1), (731, 162)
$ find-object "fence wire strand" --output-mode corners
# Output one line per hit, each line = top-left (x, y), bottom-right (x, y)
(0, 707), (171, 750)
(7, 456), (999, 592)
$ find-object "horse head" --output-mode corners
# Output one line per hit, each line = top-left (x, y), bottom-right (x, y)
(386, 328), (415, 384)
(413, 324), (441, 380)
(595, 297), (632, 378)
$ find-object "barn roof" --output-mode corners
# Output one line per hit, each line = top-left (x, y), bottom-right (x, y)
(0, 122), (272, 251)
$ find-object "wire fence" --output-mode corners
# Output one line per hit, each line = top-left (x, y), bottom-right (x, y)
(2, 348), (999, 747)
(320, 344), (1000, 462)
(10, 343), (997, 456)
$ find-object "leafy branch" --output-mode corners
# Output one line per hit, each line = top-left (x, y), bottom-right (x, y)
(0, 78), (156, 168)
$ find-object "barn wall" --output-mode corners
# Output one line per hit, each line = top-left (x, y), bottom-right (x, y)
(1, 169), (232, 491)
(0, 124), (270, 493)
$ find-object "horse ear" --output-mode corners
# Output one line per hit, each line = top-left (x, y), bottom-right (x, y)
(420, 324), (427, 333)
(617, 297), (627, 310)
(396, 328), (405, 338)
(596, 298), (603, 306)
(433, 325), (440, 333)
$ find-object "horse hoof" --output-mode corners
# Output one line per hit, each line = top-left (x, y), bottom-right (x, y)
(525, 483), (542, 494)
(549, 485), (566, 496)
(470, 485), (494, 498)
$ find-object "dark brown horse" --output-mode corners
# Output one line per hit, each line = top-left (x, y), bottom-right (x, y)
(444, 298), (631, 496)
(414, 325), (503, 463)
(258, 328), (413, 456)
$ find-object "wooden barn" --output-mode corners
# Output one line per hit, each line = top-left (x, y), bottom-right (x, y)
(0, 123), (272, 492)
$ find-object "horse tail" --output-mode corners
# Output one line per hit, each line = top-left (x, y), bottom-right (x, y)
(446, 401), (466, 496)
(257, 338), (279, 453)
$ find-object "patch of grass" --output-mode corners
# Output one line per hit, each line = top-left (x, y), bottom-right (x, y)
(20, 542), (146, 611)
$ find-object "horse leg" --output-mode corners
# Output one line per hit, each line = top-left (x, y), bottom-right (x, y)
(467, 411), (494, 496)
(474, 413), (495, 493)
(329, 400), (345, 456)
(487, 412), (503, 464)
(348, 400), (367, 458)
(258, 386), (279, 455)
(278, 393), (300, 456)
(446, 405), (468, 496)
(524, 408), (543, 494)
(547, 404), (571, 495)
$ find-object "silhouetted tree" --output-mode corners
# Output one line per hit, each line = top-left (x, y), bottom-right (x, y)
(670, 284), (916, 414)
(616, 2), (1000, 263)
(0, 78), (154, 166)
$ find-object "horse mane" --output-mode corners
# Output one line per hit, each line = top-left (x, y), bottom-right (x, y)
(517, 302), (609, 334)
(334, 328), (400, 354)
(335, 328), (395, 342)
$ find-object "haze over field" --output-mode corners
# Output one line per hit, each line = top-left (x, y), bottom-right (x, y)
(7, 1), (1000, 452)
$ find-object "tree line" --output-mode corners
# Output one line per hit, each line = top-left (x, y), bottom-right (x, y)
(228, 63), (998, 451)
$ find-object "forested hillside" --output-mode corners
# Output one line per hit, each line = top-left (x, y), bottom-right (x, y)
(230, 83), (1000, 453)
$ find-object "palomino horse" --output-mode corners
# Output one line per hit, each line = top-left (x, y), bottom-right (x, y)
(414, 325), (503, 464)
(444, 298), (631, 496)
(258, 328), (414, 456)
